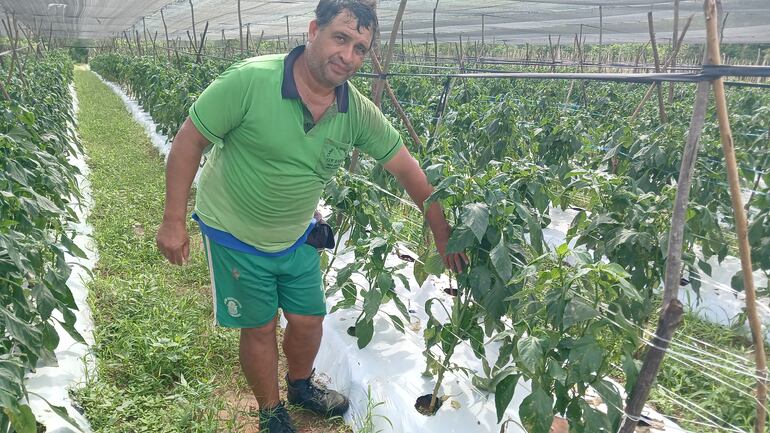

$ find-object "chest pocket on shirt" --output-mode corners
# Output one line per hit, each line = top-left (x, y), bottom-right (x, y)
(315, 138), (352, 179)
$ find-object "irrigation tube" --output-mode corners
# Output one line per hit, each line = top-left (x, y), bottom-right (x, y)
(357, 64), (770, 87)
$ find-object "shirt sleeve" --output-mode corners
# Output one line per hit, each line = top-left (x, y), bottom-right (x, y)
(352, 93), (404, 164)
(188, 61), (248, 148)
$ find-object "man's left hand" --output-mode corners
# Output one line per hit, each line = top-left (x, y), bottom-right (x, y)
(434, 226), (469, 273)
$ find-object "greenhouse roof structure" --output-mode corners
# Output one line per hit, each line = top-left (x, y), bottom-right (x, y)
(2, 0), (769, 44)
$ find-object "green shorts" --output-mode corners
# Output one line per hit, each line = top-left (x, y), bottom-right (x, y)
(202, 234), (326, 328)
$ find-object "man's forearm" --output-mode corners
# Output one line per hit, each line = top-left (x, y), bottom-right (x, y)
(163, 120), (208, 223)
(394, 165), (450, 237)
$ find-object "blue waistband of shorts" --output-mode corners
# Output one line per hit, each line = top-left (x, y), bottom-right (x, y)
(192, 213), (316, 257)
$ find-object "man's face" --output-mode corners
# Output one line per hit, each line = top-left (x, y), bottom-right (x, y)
(305, 10), (373, 88)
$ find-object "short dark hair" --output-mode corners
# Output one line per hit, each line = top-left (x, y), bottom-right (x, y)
(315, 0), (379, 38)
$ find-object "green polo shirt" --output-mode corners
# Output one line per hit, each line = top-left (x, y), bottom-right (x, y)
(189, 45), (403, 252)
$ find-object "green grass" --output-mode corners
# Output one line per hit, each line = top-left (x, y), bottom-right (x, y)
(649, 311), (764, 432)
(71, 68), (350, 433)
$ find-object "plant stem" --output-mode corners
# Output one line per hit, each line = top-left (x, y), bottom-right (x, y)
(324, 216), (351, 279)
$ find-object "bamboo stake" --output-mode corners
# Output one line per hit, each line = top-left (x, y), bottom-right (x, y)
(256, 30), (264, 55)
(17, 24), (38, 58)
(189, 0), (198, 48)
(669, 0), (680, 103)
(370, 52), (421, 149)
(617, 8), (716, 433)
(4, 15), (16, 84)
(647, 12), (668, 123)
(372, 0), (408, 107)
(0, 72), (8, 100)
(548, 34), (555, 71)
(123, 31), (133, 54)
(481, 13), (485, 47)
(221, 28), (227, 58)
(286, 15), (290, 47)
(351, 0), (407, 174)
(161, 9), (172, 63)
(135, 29), (143, 57)
(704, 1), (767, 431)
(618, 301), (684, 433)
(196, 21), (209, 63)
(599, 5), (603, 60)
(9, 14), (26, 87)
(238, 0), (244, 55)
(631, 15), (692, 121)
(142, 17), (148, 47)
(662, 81), (710, 309)
(432, 0), (439, 69)
(151, 30), (158, 59)
(246, 24), (251, 54)
(186, 30), (195, 52)
(458, 35), (464, 71)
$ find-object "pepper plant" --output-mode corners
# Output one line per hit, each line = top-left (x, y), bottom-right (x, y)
(1, 52), (85, 433)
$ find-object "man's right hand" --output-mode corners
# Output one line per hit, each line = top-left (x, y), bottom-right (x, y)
(157, 219), (190, 265)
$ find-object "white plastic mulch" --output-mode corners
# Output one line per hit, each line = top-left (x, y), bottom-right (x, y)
(24, 82), (96, 433)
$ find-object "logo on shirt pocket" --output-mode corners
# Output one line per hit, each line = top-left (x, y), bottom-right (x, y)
(316, 138), (352, 179)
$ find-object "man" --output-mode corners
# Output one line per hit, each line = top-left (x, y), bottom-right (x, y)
(156, 1), (466, 431)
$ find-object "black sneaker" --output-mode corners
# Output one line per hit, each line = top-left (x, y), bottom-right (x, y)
(258, 401), (296, 433)
(286, 369), (350, 417)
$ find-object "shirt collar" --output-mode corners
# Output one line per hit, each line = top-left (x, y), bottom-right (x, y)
(282, 45), (349, 113)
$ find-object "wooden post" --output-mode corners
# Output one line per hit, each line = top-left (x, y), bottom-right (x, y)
(256, 30), (264, 55)
(221, 28), (227, 58)
(458, 35), (464, 70)
(4, 14), (18, 84)
(17, 24), (38, 58)
(578, 23), (583, 61)
(647, 12), (668, 123)
(705, 1), (767, 431)
(238, 0), (244, 55)
(371, 52), (421, 149)
(196, 21), (209, 63)
(618, 301), (685, 433)
(142, 17), (148, 47)
(481, 14), (485, 47)
(189, 0), (198, 49)
(186, 30), (195, 52)
(631, 15), (692, 121)
(123, 30), (133, 54)
(246, 23), (251, 54)
(286, 15), (290, 47)
(599, 5), (603, 57)
(617, 74), (711, 432)
(432, 0), (440, 69)
(352, 0), (408, 176)
(161, 8), (172, 63)
(372, 0), (408, 107)
(669, 0), (680, 103)
(548, 34), (556, 71)
(151, 30), (158, 58)
(135, 29), (143, 56)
